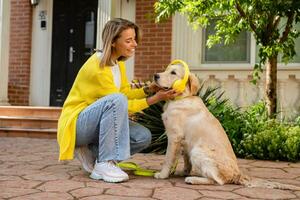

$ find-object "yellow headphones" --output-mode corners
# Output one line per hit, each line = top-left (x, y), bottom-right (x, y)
(168, 59), (190, 93)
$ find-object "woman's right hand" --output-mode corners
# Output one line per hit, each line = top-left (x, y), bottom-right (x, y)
(146, 89), (181, 106)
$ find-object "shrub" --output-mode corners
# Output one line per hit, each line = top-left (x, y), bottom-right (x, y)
(240, 119), (300, 161)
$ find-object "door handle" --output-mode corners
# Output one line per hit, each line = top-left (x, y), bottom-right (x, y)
(69, 46), (75, 63)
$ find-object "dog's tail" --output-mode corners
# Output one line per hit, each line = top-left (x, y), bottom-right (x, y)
(238, 174), (300, 191)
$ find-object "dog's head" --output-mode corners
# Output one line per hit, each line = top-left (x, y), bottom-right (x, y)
(154, 64), (200, 96)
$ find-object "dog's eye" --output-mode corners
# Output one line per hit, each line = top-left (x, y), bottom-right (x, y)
(171, 71), (176, 75)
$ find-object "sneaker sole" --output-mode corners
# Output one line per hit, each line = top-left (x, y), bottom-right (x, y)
(89, 171), (129, 183)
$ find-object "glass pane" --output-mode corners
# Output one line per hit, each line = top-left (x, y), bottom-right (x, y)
(255, 20), (300, 63)
(85, 11), (95, 49)
(291, 23), (300, 63)
(203, 24), (250, 63)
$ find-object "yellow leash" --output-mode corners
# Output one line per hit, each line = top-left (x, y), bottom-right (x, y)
(117, 160), (178, 177)
(117, 162), (156, 176)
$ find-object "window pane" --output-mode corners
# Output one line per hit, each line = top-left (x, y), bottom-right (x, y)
(291, 23), (300, 63)
(255, 21), (300, 63)
(203, 25), (250, 63)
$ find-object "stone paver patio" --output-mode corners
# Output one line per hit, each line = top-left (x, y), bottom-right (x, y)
(0, 137), (299, 200)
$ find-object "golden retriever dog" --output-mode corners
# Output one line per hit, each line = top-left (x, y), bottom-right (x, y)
(153, 64), (300, 190)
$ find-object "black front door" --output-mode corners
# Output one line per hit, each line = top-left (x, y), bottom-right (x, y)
(50, 0), (98, 106)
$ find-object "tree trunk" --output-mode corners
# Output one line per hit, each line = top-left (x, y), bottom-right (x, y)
(265, 56), (277, 118)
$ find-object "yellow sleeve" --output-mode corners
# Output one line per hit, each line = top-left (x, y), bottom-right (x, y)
(118, 61), (147, 99)
(117, 61), (149, 113)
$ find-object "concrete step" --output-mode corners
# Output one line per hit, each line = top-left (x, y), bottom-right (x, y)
(0, 127), (57, 138)
(0, 116), (57, 129)
(0, 106), (61, 119)
(0, 106), (61, 138)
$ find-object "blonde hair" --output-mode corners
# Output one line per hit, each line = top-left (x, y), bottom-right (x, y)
(99, 18), (141, 67)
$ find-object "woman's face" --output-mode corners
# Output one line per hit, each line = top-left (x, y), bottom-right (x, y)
(112, 28), (137, 59)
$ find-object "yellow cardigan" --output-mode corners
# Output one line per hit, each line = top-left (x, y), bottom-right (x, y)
(57, 53), (149, 160)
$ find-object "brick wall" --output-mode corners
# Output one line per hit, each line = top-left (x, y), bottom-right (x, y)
(135, 0), (172, 80)
(8, 0), (32, 105)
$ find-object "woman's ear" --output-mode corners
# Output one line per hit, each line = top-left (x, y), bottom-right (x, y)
(188, 73), (200, 95)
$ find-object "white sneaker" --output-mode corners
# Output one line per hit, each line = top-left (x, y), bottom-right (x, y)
(75, 146), (95, 173)
(90, 161), (129, 183)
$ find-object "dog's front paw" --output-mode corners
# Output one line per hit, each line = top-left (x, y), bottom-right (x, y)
(154, 172), (169, 179)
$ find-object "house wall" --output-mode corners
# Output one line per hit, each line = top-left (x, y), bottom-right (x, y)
(134, 0), (172, 80)
(4, 0), (300, 119)
(8, 0), (32, 105)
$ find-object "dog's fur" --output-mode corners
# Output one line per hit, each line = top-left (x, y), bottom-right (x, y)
(153, 64), (300, 190)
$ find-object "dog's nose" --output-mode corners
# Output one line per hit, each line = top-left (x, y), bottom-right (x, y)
(154, 74), (160, 81)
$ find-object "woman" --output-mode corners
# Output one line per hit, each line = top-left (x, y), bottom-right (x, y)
(57, 18), (179, 183)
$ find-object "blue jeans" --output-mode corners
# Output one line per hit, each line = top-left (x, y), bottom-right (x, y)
(75, 93), (151, 162)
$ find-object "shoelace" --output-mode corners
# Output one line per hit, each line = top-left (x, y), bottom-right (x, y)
(105, 160), (123, 172)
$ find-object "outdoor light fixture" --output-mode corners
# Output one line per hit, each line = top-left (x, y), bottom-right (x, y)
(30, 0), (40, 6)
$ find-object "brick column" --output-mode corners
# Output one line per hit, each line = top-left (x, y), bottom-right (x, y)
(135, 0), (172, 80)
(8, 0), (32, 105)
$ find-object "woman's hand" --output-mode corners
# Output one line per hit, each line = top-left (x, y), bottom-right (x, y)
(148, 82), (161, 93)
(146, 89), (181, 106)
(143, 82), (161, 96)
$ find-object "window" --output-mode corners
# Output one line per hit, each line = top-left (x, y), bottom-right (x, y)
(202, 24), (250, 63)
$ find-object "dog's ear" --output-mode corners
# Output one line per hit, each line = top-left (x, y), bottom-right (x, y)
(188, 73), (200, 95)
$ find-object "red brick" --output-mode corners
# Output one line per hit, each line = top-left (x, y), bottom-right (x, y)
(8, 0), (32, 105)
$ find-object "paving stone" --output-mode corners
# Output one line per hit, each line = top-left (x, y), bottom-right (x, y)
(23, 171), (70, 181)
(81, 196), (154, 200)
(153, 187), (202, 200)
(42, 163), (81, 173)
(87, 180), (129, 189)
(0, 180), (41, 189)
(248, 167), (298, 179)
(120, 176), (173, 189)
(283, 167), (300, 175)
(37, 179), (85, 192)
(9, 192), (73, 200)
(175, 182), (242, 191)
(70, 187), (104, 198)
(0, 175), (22, 181)
(268, 178), (300, 187)
(3, 154), (43, 162)
(0, 168), (40, 176)
(105, 187), (153, 197)
(234, 187), (296, 199)
(237, 159), (256, 165)
(289, 163), (300, 168)
(249, 160), (292, 168)
(199, 190), (243, 199)
(71, 173), (94, 182)
(8, 163), (45, 171)
(30, 159), (61, 166)
(0, 187), (39, 199)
